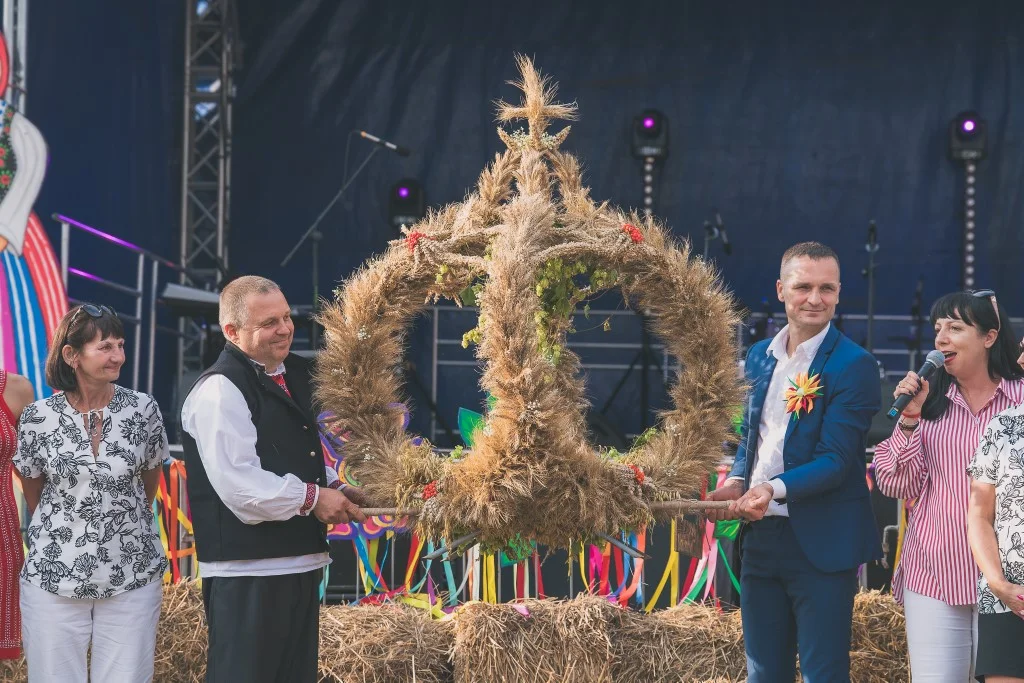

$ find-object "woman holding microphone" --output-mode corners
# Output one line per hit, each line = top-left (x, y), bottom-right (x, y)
(874, 289), (1024, 681)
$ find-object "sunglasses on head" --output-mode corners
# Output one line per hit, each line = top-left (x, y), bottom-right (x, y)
(968, 289), (1000, 333)
(70, 304), (118, 325)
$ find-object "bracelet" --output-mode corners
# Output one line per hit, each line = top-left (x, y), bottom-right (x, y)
(902, 411), (921, 419)
(299, 483), (318, 516)
(898, 418), (920, 431)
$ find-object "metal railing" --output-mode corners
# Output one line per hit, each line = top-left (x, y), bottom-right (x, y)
(55, 213), (203, 394)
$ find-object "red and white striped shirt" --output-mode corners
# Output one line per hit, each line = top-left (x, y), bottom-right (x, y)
(873, 378), (1024, 606)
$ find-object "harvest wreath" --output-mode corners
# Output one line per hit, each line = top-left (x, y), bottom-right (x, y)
(313, 56), (744, 557)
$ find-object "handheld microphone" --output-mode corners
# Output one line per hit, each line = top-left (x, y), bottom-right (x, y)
(887, 350), (945, 419)
(359, 130), (411, 156)
(867, 220), (877, 247)
(714, 211), (732, 255)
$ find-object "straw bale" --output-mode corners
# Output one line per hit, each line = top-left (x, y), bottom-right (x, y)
(452, 595), (617, 683)
(319, 604), (454, 683)
(610, 601), (747, 683)
(0, 586), (908, 683)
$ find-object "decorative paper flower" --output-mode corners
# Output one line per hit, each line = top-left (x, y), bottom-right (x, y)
(406, 231), (429, 252)
(622, 223), (643, 244)
(784, 371), (823, 419)
(422, 481), (438, 500)
(628, 464), (645, 485)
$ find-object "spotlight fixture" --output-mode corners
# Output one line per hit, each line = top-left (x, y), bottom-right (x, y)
(388, 178), (425, 232)
(949, 110), (986, 162)
(631, 109), (669, 160)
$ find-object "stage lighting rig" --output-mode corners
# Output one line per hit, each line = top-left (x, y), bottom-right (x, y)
(948, 111), (985, 288)
(388, 179), (426, 232)
(631, 110), (668, 217)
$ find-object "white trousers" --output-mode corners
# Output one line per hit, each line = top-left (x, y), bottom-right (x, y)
(904, 587), (978, 682)
(20, 579), (162, 683)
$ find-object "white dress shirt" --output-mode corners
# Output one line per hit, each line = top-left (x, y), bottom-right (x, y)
(736, 323), (831, 517)
(180, 362), (331, 577)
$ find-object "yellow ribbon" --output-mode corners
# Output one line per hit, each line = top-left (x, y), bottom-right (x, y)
(646, 523), (679, 614)
(484, 552), (497, 603)
(669, 518), (679, 605)
(405, 535), (425, 589)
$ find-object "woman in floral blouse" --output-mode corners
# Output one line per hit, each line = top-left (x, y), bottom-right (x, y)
(968, 339), (1024, 683)
(14, 304), (168, 683)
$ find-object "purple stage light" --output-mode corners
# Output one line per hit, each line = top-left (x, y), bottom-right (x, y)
(397, 186), (410, 199)
(962, 119), (976, 133)
(643, 117), (656, 129)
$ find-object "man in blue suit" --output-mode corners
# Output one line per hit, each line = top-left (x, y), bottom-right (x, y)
(709, 242), (882, 682)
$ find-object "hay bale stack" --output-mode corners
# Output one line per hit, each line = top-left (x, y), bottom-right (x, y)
(319, 604), (454, 683)
(611, 603), (746, 683)
(452, 595), (619, 682)
(153, 580), (208, 682)
(848, 591), (909, 683)
(0, 657), (23, 682)
(0, 586), (909, 683)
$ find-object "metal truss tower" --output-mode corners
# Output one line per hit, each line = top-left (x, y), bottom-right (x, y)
(178, 0), (237, 378)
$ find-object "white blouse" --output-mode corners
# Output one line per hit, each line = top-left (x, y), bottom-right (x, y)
(14, 386), (168, 599)
(968, 405), (1024, 615)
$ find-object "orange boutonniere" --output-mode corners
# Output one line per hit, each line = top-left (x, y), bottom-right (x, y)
(784, 371), (823, 420)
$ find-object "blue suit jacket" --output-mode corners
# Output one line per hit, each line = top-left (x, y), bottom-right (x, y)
(730, 325), (883, 573)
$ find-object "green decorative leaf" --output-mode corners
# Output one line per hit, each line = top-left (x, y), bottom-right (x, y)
(458, 408), (485, 448)
(730, 406), (744, 435)
(500, 535), (536, 565)
(714, 519), (741, 540)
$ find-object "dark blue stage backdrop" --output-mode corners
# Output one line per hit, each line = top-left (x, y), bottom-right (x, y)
(26, 1), (1024, 439)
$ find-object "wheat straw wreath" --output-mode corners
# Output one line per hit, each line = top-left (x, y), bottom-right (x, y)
(314, 56), (744, 556)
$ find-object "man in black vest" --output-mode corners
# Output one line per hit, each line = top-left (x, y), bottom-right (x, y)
(181, 275), (365, 683)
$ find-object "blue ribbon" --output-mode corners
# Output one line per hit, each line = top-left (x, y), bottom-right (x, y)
(352, 535), (384, 592)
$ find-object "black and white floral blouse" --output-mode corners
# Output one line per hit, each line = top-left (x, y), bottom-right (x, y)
(968, 407), (1024, 615)
(14, 386), (168, 599)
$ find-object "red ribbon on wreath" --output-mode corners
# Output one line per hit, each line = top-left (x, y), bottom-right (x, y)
(406, 231), (429, 252)
(622, 223), (644, 244)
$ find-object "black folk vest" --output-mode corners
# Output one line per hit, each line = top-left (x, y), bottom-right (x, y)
(180, 343), (327, 562)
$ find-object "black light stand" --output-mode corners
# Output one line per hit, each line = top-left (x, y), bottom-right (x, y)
(889, 278), (925, 372)
(862, 220), (879, 353)
(607, 110), (671, 431)
(600, 314), (664, 430)
(702, 210), (732, 261)
(280, 147), (381, 348)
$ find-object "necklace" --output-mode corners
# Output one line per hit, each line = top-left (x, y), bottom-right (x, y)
(85, 409), (104, 444)
(67, 385), (114, 457)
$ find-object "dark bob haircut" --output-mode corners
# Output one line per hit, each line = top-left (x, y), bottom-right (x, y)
(920, 290), (1023, 421)
(45, 304), (125, 392)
